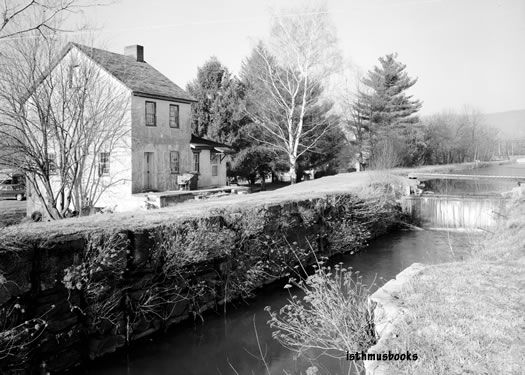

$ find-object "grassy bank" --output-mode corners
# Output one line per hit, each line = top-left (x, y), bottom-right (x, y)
(0, 171), (407, 240)
(375, 197), (524, 374)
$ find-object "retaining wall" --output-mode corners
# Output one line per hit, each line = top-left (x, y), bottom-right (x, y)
(364, 263), (426, 375)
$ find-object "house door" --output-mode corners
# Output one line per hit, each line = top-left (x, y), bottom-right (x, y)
(144, 152), (154, 191)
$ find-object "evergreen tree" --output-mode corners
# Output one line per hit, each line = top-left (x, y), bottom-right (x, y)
(296, 101), (346, 178)
(355, 53), (422, 168)
(357, 53), (422, 132)
(186, 57), (247, 144)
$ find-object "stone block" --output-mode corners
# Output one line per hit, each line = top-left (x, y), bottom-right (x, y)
(130, 229), (155, 267)
(0, 247), (34, 304)
(39, 236), (85, 291)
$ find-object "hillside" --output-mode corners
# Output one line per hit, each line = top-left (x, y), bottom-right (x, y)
(483, 109), (525, 139)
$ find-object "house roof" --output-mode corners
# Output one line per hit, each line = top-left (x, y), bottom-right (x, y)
(72, 43), (196, 103)
(190, 134), (235, 153)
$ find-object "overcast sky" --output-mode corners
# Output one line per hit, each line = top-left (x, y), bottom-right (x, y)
(76, 0), (525, 115)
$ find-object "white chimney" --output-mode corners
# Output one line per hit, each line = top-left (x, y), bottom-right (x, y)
(124, 45), (144, 62)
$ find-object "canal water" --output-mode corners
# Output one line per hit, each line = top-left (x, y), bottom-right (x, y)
(424, 161), (525, 195)
(78, 162), (523, 375)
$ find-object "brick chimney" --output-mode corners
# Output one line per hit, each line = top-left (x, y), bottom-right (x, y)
(124, 45), (144, 62)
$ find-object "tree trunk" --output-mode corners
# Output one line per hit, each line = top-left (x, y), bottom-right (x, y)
(289, 167), (296, 184)
(260, 172), (266, 190)
(289, 155), (297, 184)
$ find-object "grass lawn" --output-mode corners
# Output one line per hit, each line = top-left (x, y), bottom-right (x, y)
(0, 200), (26, 228)
(382, 198), (525, 375)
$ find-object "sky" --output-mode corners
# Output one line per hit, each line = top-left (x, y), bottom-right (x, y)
(72, 0), (525, 115)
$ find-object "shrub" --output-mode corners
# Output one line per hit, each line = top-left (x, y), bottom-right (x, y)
(62, 232), (128, 333)
(265, 261), (376, 361)
(154, 218), (236, 273)
(327, 220), (370, 254)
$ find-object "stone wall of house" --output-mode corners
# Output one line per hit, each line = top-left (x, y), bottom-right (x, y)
(131, 96), (193, 194)
(0, 192), (404, 374)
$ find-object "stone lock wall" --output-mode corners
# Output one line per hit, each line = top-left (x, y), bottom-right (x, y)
(0, 193), (404, 374)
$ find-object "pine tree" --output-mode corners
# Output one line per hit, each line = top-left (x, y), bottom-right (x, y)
(357, 53), (422, 133)
(355, 53), (422, 168)
(186, 57), (247, 144)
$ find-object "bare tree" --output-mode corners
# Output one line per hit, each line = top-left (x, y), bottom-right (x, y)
(0, 34), (131, 219)
(422, 109), (500, 164)
(244, 4), (341, 183)
(0, 0), (90, 41)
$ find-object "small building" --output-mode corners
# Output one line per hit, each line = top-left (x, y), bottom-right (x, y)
(190, 135), (232, 188)
(26, 43), (233, 215)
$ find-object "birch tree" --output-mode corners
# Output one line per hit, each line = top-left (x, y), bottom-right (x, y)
(243, 5), (341, 183)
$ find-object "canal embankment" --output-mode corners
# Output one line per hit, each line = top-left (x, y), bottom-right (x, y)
(0, 162), (516, 374)
(0, 171), (409, 374)
(365, 194), (525, 375)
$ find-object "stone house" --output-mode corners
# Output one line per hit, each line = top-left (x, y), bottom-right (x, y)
(26, 43), (233, 214)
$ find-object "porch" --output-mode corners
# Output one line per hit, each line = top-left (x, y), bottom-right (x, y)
(136, 185), (251, 209)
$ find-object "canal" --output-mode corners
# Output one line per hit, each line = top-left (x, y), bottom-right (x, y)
(78, 162), (524, 375)
(424, 161), (525, 195)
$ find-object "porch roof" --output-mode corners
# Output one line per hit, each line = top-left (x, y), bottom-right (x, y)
(190, 135), (235, 154)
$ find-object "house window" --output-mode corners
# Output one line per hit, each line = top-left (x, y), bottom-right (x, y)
(47, 152), (57, 175)
(169, 104), (179, 128)
(210, 152), (219, 177)
(68, 64), (81, 88)
(98, 152), (110, 176)
(145, 101), (156, 126)
(193, 152), (200, 173)
(170, 151), (180, 174)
